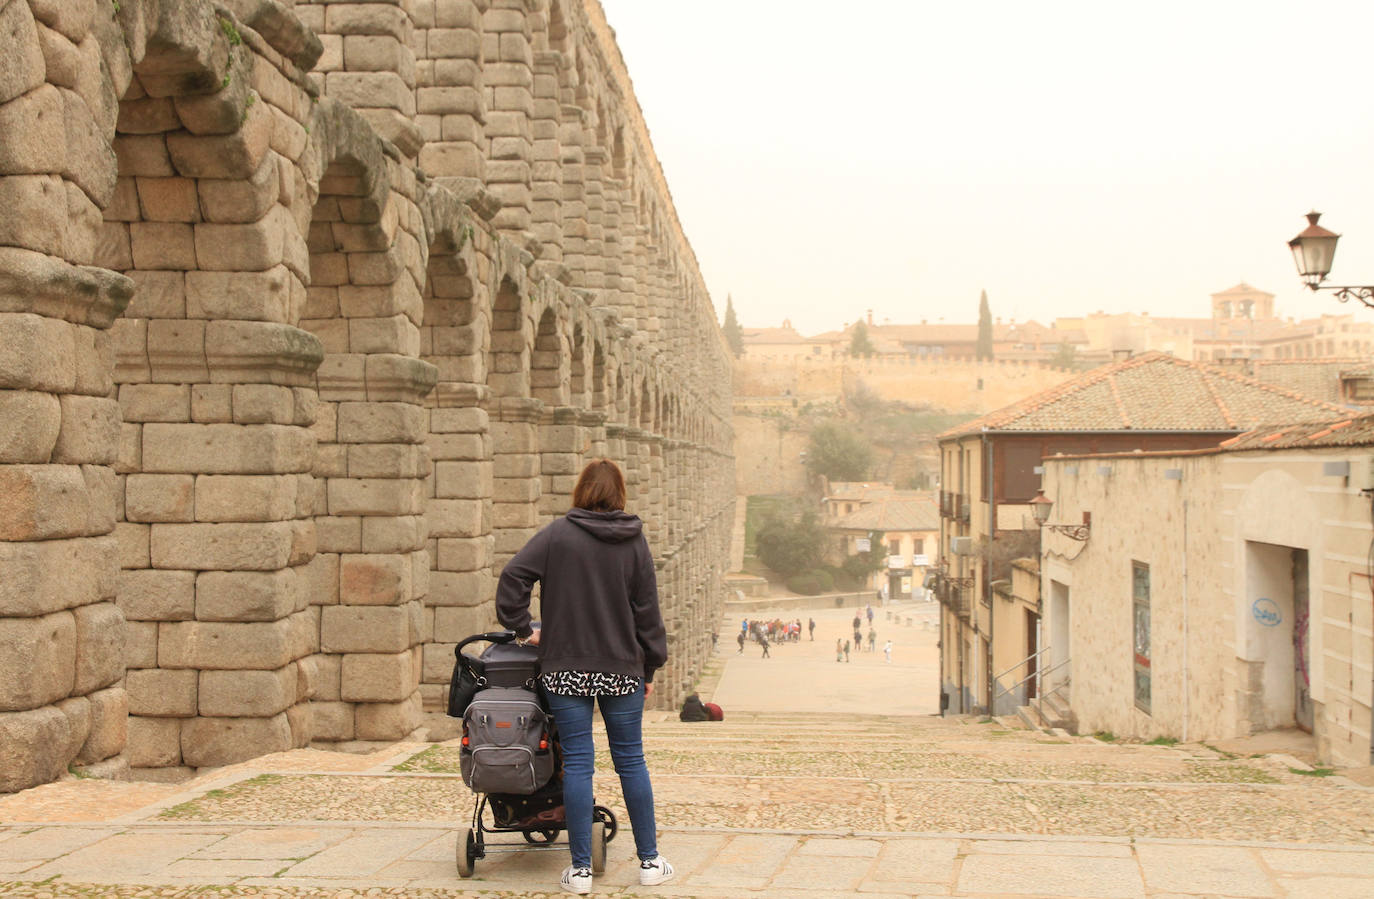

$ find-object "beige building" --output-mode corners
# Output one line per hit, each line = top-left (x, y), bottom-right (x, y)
(936, 352), (1347, 716)
(828, 492), (939, 598)
(1037, 414), (1374, 767)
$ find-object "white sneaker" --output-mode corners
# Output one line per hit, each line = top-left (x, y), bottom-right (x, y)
(639, 855), (675, 886)
(560, 864), (592, 895)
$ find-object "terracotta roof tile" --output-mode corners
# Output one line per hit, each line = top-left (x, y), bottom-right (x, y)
(1222, 413), (1374, 450)
(939, 351), (1346, 438)
(832, 498), (940, 532)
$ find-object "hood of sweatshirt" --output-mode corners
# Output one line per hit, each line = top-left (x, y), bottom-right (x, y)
(566, 507), (644, 543)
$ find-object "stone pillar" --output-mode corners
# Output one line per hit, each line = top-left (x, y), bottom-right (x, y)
(539, 405), (583, 523)
(414, 0), (487, 183)
(582, 147), (606, 290)
(490, 396), (543, 570)
(530, 51), (565, 262)
(578, 409), (607, 460)
(483, 3), (534, 239)
(559, 105), (586, 283)
(604, 421), (626, 475)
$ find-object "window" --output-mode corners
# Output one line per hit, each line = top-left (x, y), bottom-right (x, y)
(1132, 562), (1151, 714)
(888, 540), (900, 555)
(913, 537), (924, 555)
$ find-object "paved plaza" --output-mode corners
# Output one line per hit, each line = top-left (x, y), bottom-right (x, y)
(1, 599), (1373, 897)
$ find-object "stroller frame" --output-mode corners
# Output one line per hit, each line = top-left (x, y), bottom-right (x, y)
(452, 631), (619, 878)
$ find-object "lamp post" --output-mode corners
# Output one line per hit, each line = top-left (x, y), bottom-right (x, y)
(1028, 491), (1091, 541)
(1288, 212), (1374, 307)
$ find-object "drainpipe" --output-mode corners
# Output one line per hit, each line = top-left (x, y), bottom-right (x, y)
(1182, 496), (1190, 743)
(983, 427), (995, 713)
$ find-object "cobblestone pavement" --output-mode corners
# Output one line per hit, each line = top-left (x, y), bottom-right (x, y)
(0, 601), (1372, 897)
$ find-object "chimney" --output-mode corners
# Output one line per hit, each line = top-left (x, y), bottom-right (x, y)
(866, 309), (874, 326)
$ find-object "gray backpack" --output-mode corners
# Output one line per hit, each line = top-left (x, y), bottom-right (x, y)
(460, 687), (555, 795)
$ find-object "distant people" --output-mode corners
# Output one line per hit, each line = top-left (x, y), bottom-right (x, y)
(679, 693), (708, 722)
(758, 631), (770, 659)
(808, 618), (816, 641)
(852, 613), (862, 635)
(736, 630), (745, 654)
(867, 628), (877, 652)
(883, 640), (893, 663)
(865, 604), (874, 625)
(854, 627), (863, 649)
(835, 638), (843, 663)
(711, 631), (718, 651)
(843, 640), (851, 663)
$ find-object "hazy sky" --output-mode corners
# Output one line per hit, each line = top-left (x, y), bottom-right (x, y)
(598, 0), (1374, 335)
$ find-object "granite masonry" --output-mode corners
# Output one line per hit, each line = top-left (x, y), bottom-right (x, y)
(0, 0), (734, 792)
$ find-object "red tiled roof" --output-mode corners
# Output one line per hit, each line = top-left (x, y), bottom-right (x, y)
(1219, 413), (1374, 451)
(832, 497), (940, 532)
(939, 351), (1346, 439)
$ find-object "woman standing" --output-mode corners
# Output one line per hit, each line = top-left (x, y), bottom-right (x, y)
(496, 459), (674, 895)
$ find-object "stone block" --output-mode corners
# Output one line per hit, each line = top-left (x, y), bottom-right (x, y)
(125, 474), (194, 523)
(180, 712), (291, 767)
(0, 1), (45, 106)
(0, 534), (115, 617)
(141, 423), (313, 475)
(117, 568), (195, 621)
(340, 651), (415, 703)
(232, 384), (295, 425)
(360, 515), (425, 554)
(76, 684), (127, 764)
(326, 478), (425, 517)
(427, 569), (489, 607)
(325, 71), (414, 115)
(422, 642), (458, 684)
(119, 384), (190, 423)
(194, 474), (298, 522)
(126, 668), (197, 717)
(196, 156), (278, 225)
(493, 453), (539, 478)
(428, 434), (485, 462)
(309, 700), (353, 741)
(428, 498), (484, 538)
(347, 444), (428, 479)
(433, 604), (491, 642)
(302, 552), (340, 606)
(434, 537), (488, 573)
(150, 521), (301, 571)
(196, 568), (298, 622)
(354, 692), (421, 741)
(199, 665), (296, 717)
(129, 221), (197, 270)
(51, 395), (118, 466)
(123, 619), (157, 669)
(335, 402), (426, 444)
(0, 174), (67, 257)
(158, 619), (296, 671)
(166, 100), (272, 180)
(117, 521), (150, 569)
(0, 610), (75, 712)
(0, 84), (66, 177)
(136, 176), (200, 222)
(286, 701), (311, 748)
(339, 552), (413, 605)
(55, 693), (90, 761)
(434, 462), (489, 500)
(0, 390), (60, 464)
(72, 601), (124, 695)
(320, 604), (411, 653)
(429, 407), (488, 435)
(492, 502), (537, 529)
(191, 210), (286, 273)
(315, 515), (361, 553)
(191, 384), (233, 423)
(0, 706), (71, 793)
(0, 312), (76, 393)
(126, 715), (181, 767)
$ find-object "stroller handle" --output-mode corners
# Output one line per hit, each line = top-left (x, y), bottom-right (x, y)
(454, 630), (518, 657)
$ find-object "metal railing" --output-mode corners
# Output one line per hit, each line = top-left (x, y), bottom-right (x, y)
(993, 648), (1071, 722)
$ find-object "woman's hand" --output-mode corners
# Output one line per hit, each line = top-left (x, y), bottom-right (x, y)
(525, 629), (541, 646)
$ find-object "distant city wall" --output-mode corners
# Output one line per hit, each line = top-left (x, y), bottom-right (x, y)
(734, 356), (1078, 415)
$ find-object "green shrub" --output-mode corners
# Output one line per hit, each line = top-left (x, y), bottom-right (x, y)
(786, 573), (823, 595)
(810, 568), (835, 592)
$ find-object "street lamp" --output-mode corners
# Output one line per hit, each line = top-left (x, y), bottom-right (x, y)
(1288, 212), (1374, 307)
(1028, 490), (1091, 541)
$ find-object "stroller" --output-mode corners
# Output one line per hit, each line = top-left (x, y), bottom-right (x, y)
(449, 631), (618, 878)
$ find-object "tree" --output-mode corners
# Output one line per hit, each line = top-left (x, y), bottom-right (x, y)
(842, 530), (887, 583)
(805, 421), (873, 482)
(976, 289), (993, 361)
(849, 320), (876, 357)
(755, 507), (825, 576)
(1052, 342), (1077, 369)
(722, 294), (744, 357)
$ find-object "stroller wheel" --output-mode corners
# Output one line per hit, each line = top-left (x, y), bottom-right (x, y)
(590, 821), (606, 874)
(457, 828), (477, 877)
(522, 828), (559, 844)
(593, 805), (618, 842)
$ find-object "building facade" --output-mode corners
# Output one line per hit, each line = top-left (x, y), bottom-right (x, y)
(0, 0), (733, 792)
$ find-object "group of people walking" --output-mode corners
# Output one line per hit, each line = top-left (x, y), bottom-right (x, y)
(835, 604), (892, 663)
(736, 616), (817, 657)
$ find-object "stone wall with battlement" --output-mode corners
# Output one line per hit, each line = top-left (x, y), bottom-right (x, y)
(0, 0), (732, 792)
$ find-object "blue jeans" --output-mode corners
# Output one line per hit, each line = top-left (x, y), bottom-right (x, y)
(542, 685), (658, 868)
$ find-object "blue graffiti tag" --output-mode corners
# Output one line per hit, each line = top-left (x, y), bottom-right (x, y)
(1252, 597), (1282, 627)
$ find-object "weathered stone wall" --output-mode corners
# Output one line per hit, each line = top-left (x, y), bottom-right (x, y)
(0, 0), (733, 792)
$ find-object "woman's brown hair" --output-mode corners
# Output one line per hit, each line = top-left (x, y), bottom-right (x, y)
(572, 459), (626, 512)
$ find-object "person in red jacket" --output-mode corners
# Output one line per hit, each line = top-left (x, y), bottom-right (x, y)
(497, 459), (674, 895)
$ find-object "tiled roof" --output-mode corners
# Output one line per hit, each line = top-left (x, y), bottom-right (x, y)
(1219, 413), (1374, 451)
(1211, 282), (1274, 298)
(832, 498), (940, 532)
(1210, 358), (1367, 405)
(939, 351), (1346, 439)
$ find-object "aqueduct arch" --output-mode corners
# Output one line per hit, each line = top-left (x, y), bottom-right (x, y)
(0, 0), (735, 793)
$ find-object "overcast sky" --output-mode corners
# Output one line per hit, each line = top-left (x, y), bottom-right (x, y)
(597, 0), (1374, 335)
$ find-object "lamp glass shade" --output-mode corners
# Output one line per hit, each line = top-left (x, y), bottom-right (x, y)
(1029, 490), (1052, 524)
(1289, 212), (1340, 288)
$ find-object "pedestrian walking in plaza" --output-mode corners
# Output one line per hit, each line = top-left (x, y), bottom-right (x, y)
(883, 640), (893, 663)
(808, 617), (816, 641)
(852, 613), (862, 635)
(843, 640), (851, 662)
(865, 603), (874, 626)
(835, 638), (843, 662)
(736, 631), (745, 654)
(495, 459), (674, 895)
(854, 627), (863, 649)
(758, 632), (771, 659)
(867, 628), (877, 652)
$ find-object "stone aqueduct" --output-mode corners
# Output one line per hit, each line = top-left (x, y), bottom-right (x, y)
(0, 0), (734, 791)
